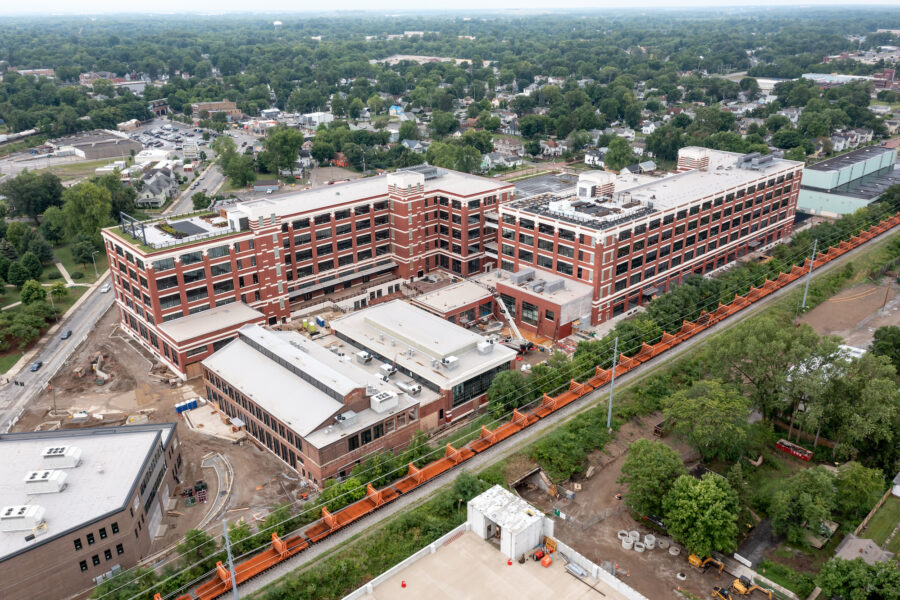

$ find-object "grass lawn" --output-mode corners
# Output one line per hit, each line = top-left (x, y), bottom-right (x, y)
(54, 243), (109, 284)
(745, 447), (811, 513)
(35, 158), (116, 182)
(860, 495), (900, 546)
(0, 352), (23, 374)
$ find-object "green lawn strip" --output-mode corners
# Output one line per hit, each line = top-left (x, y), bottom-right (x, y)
(1, 286), (22, 309)
(860, 496), (900, 546)
(54, 243), (109, 284)
(0, 351), (23, 374)
(758, 559), (816, 598)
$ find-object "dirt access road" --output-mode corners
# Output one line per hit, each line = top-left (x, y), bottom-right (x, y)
(12, 306), (302, 554)
(800, 276), (900, 348)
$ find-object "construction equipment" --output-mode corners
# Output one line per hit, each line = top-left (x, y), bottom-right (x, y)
(689, 554), (725, 575)
(469, 279), (534, 354)
(712, 587), (732, 600)
(732, 576), (772, 598)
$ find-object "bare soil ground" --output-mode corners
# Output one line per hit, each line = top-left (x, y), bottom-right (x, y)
(309, 166), (364, 188)
(512, 413), (736, 600)
(12, 307), (301, 553)
(799, 277), (900, 347)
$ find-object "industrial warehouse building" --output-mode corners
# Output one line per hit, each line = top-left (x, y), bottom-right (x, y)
(202, 301), (515, 487)
(102, 166), (512, 378)
(491, 147), (803, 334)
(797, 145), (899, 217)
(342, 486), (646, 600)
(0, 424), (181, 600)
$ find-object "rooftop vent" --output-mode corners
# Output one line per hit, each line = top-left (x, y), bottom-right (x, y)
(0, 505), (46, 532)
(41, 446), (82, 469)
(442, 356), (460, 370)
(476, 340), (495, 355)
(24, 470), (67, 494)
(370, 391), (399, 413)
(335, 410), (358, 428)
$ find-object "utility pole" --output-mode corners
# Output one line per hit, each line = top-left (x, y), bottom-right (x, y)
(222, 520), (239, 600)
(606, 337), (618, 430)
(90, 251), (100, 279)
(800, 239), (818, 312)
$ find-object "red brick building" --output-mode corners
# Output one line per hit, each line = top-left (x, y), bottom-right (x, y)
(490, 148), (803, 334)
(102, 167), (512, 378)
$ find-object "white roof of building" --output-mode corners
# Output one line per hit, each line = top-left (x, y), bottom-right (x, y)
(330, 300), (516, 389)
(468, 485), (544, 535)
(158, 302), (264, 344)
(412, 281), (492, 315)
(0, 425), (174, 561)
(226, 168), (509, 222)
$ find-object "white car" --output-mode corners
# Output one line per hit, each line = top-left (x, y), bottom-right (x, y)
(100, 284), (111, 293)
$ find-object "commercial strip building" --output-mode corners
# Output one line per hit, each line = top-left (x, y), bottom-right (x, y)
(101, 167), (512, 378)
(201, 301), (515, 487)
(0, 424), (181, 600)
(190, 101), (242, 120)
(342, 486), (645, 600)
(489, 148), (803, 334)
(797, 146), (899, 217)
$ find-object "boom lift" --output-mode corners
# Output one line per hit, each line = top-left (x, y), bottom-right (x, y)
(472, 280), (534, 354)
(689, 554), (725, 575)
(732, 576), (773, 599)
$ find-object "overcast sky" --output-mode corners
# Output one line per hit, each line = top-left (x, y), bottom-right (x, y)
(1, 1), (899, 17)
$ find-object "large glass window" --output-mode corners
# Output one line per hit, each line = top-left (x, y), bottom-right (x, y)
(521, 302), (539, 325)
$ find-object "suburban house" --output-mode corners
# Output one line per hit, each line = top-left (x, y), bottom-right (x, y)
(252, 180), (282, 193)
(481, 152), (522, 171)
(540, 139), (565, 157)
(584, 149), (605, 168)
(136, 168), (177, 208)
(401, 139), (428, 153)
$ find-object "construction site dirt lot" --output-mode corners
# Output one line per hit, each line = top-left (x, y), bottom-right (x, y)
(508, 413), (737, 600)
(12, 306), (303, 553)
(799, 277), (900, 348)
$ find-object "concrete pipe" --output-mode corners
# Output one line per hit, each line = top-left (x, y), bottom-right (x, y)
(629, 530), (640, 541)
(644, 534), (656, 549)
(617, 530), (629, 541)
(621, 537), (634, 550)
(657, 538), (670, 550)
(669, 546), (681, 556)
(634, 542), (645, 553)
(676, 572), (687, 581)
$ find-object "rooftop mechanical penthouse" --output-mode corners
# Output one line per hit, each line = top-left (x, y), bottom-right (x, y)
(492, 148), (803, 339)
(101, 166), (513, 378)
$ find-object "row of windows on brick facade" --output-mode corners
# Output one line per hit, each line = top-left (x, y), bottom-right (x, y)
(72, 522), (119, 552)
(78, 543), (125, 572)
(502, 196), (791, 281)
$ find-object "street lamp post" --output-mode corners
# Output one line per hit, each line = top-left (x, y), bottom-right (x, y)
(90, 251), (99, 279)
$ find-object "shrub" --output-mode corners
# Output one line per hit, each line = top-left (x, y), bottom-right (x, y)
(46, 271), (62, 280)
(71, 271), (84, 280)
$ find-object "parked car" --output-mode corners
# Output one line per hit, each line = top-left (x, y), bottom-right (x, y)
(61, 330), (72, 340)
(30, 361), (43, 372)
(101, 283), (111, 293)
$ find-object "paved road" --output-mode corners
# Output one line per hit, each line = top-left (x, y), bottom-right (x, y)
(0, 279), (115, 433)
(228, 226), (900, 598)
(165, 164), (226, 216)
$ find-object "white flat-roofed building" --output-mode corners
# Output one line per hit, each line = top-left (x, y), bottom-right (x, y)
(411, 280), (493, 325)
(497, 148), (803, 332)
(202, 324), (436, 487)
(0, 424), (181, 600)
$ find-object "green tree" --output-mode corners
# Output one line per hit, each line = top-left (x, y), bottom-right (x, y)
(0, 255), (10, 281)
(225, 155), (257, 187)
(662, 474), (739, 557)
(50, 281), (68, 299)
(192, 192), (211, 211)
(20, 251), (42, 279)
(770, 466), (835, 544)
(869, 325), (900, 373)
(91, 78), (115, 97)
(619, 439), (686, 518)
(0, 240), (17, 261)
(816, 557), (900, 600)
(5, 261), (28, 288)
(604, 137), (637, 170)
(175, 529), (221, 580)
(367, 94), (383, 116)
(429, 110), (459, 137)
(835, 462), (884, 520)
(61, 182), (113, 247)
(711, 314), (820, 420)
(27, 237), (53, 264)
(398, 120), (419, 141)
(486, 370), (534, 418)
(5, 221), (29, 253)
(91, 567), (158, 600)
(662, 380), (751, 461)
(39, 205), (66, 243)
(264, 125), (305, 176)
(0, 170), (64, 224)
(20, 279), (46, 305)
(645, 125), (685, 161)
(71, 241), (95, 268)
(311, 141), (335, 164)
(347, 97), (365, 119)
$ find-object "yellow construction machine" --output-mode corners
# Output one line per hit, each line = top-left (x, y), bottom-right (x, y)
(732, 576), (773, 599)
(711, 587), (732, 600)
(689, 553), (725, 575)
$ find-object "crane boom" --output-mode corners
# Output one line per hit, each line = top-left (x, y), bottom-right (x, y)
(468, 277), (533, 354)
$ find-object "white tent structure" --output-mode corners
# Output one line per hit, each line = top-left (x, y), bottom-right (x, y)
(467, 485), (550, 560)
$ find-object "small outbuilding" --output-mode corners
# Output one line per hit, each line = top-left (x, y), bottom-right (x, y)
(467, 485), (550, 560)
(892, 470), (900, 497)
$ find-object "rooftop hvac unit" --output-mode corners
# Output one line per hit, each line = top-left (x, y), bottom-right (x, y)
(41, 446), (82, 469)
(335, 410), (358, 428)
(396, 381), (422, 395)
(365, 385), (380, 397)
(380, 363), (397, 378)
(370, 391), (399, 413)
(545, 279), (565, 293)
(24, 470), (67, 494)
(476, 340), (495, 355)
(442, 356), (460, 370)
(0, 505), (46, 532)
(356, 351), (373, 364)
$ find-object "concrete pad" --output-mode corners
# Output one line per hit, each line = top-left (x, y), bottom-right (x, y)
(358, 531), (631, 600)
